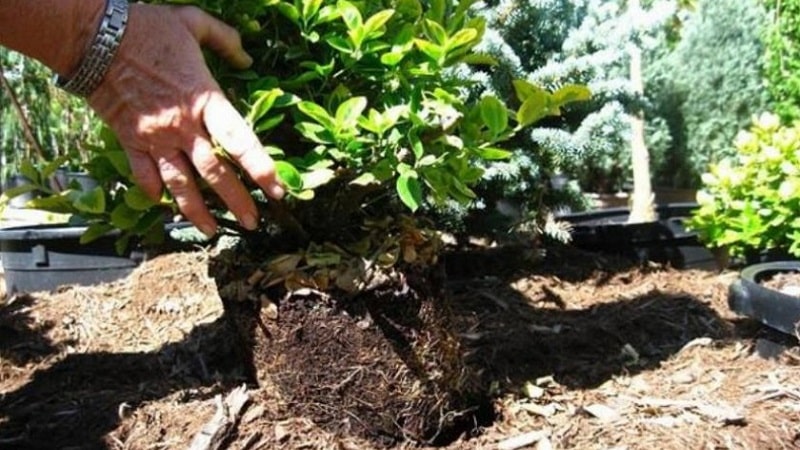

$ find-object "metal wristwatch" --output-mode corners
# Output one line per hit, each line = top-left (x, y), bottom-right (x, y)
(55, 0), (129, 97)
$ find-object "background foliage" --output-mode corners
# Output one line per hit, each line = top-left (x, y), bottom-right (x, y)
(763, 0), (800, 123)
(0, 48), (100, 181)
(689, 113), (800, 258)
(644, 0), (771, 188)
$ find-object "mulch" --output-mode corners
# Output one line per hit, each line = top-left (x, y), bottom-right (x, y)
(1, 243), (799, 449)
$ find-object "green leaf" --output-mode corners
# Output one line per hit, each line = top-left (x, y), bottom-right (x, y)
(362, 40), (391, 55)
(139, 220), (166, 246)
(426, 0), (445, 24)
(114, 233), (132, 256)
(363, 9), (395, 37)
(372, 159), (395, 181)
(517, 92), (550, 127)
(326, 36), (353, 54)
(423, 19), (447, 45)
(451, 0), (479, 29)
(80, 223), (115, 245)
(358, 110), (384, 134)
(448, 176), (477, 203)
(1, 184), (39, 202)
(380, 51), (404, 66)
(396, 171), (423, 212)
(479, 96), (508, 136)
(396, 0), (422, 19)
(475, 147), (513, 160)
(254, 114), (286, 133)
(124, 186), (156, 211)
(295, 122), (336, 144)
(298, 101), (336, 130)
(131, 208), (166, 234)
(275, 160), (304, 191)
(19, 160), (39, 186)
(301, 0), (323, 22)
(264, 145), (286, 157)
(335, 97), (367, 130)
(110, 203), (142, 230)
(247, 88), (284, 125)
(553, 84), (592, 106)
(316, 5), (341, 24)
(300, 59), (335, 77)
(350, 172), (379, 185)
(409, 130), (424, 159)
(41, 156), (70, 180)
(301, 168), (335, 190)
(290, 189), (315, 200)
(276, 2), (300, 24)
(73, 187), (106, 214)
(458, 53), (497, 66)
(337, 0), (362, 30)
(513, 79), (548, 103)
(414, 39), (445, 64)
(447, 28), (478, 51)
(25, 195), (74, 214)
(104, 151), (132, 178)
(416, 155), (438, 167)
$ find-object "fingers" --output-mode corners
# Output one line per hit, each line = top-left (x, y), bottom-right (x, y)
(181, 7), (253, 69)
(154, 150), (218, 238)
(129, 141), (261, 237)
(127, 149), (163, 201)
(203, 91), (285, 200)
(188, 137), (259, 230)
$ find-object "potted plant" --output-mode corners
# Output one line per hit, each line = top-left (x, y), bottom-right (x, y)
(0, 49), (178, 293)
(728, 261), (800, 336)
(687, 112), (800, 265)
(689, 113), (800, 332)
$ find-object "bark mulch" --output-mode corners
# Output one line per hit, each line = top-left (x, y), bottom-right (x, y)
(1, 244), (799, 449)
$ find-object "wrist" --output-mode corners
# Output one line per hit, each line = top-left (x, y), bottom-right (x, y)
(56, 0), (106, 76)
(0, 0), (105, 75)
(56, 0), (129, 97)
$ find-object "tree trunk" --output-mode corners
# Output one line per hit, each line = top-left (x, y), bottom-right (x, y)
(627, 0), (656, 224)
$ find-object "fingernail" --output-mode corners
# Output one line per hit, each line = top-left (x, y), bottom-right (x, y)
(241, 212), (259, 230)
(199, 223), (217, 238)
(241, 52), (254, 68)
(268, 183), (285, 199)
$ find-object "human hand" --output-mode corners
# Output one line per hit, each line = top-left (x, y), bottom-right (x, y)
(87, 3), (283, 237)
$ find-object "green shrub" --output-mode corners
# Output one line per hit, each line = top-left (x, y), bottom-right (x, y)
(763, 0), (800, 123)
(688, 113), (800, 257)
(645, 0), (771, 188)
(15, 0), (589, 254)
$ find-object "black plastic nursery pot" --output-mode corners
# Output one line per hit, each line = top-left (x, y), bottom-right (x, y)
(0, 224), (143, 294)
(728, 261), (800, 336)
(557, 202), (715, 269)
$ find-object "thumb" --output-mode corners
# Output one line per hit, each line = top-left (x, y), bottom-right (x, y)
(181, 7), (253, 69)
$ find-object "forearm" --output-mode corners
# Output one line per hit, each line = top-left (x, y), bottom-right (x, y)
(0, 0), (105, 76)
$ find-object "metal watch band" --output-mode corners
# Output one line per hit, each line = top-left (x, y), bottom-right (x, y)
(55, 0), (129, 97)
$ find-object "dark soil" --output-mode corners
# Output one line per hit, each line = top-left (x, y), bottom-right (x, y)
(1, 244), (800, 449)
(222, 269), (488, 447)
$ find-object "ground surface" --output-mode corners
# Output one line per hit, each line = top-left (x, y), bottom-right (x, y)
(1, 243), (799, 450)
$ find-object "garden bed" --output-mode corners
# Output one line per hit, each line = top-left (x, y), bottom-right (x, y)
(1, 245), (799, 449)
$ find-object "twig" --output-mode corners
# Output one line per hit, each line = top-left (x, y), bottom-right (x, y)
(0, 64), (46, 161)
(188, 384), (250, 450)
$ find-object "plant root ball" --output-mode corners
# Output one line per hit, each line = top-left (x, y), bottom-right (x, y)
(223, 270), (489, 447)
